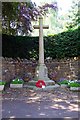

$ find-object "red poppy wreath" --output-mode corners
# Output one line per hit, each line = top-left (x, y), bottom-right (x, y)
(36, 80), (46, 88)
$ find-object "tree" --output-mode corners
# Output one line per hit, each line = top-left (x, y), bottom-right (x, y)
(2, 1), (58, 36)
(17, 2), (57, 36)
(2, 2), (35, 35)
(66, 0), (79, 30)
(2, 2), (19, 35)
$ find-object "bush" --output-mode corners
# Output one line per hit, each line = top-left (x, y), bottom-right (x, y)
(68, 82), (80, 87)
(58, 80), (69, 85)
(2, 28), (79, 59)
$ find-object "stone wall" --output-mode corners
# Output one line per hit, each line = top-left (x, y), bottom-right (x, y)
(1, 57), (79, 83)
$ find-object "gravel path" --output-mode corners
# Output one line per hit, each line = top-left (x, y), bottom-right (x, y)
(1, 87), (79, 119)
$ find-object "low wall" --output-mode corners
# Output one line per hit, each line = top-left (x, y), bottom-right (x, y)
(1, 57), (79, 83)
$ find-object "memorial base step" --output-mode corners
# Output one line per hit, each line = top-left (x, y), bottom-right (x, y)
(23, 84), (60, 91)
(24, 80), (55, 86)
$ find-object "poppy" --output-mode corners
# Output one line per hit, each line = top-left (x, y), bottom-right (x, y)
(36, 80), (46, 88)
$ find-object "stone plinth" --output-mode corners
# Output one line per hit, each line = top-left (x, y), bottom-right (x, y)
(25, 63), (56, 90)
(23, 83), (60, 91)
(24, 80), (55, 86)
(24, 80), (57, 90)
(10, 84), (23, 88)
(0, 85), (4, 91)
(35, 64), (50, 81)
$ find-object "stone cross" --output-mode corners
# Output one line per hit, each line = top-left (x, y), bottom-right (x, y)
(33, 16), (50, 81)
(33, 16), (49, 64)
(26, 16), (55, 89)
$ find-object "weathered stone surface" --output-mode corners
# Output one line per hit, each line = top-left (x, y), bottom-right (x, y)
(24, 84), (60, 91)
(10, 84), (23, 88)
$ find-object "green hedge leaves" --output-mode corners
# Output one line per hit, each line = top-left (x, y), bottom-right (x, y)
(2, 28), (79, 59)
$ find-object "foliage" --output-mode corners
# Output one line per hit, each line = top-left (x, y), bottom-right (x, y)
(66, 0), (79, 30)
(44, 28), (79, 59)
(58, 80), (69, 85)
(2, 28), (79, 59)
(68, 82), (80, 87)
(11, 78), (24, 84)
(17, 1), (57, 35)
(2, 34), (39, 59)
(0, 81), (6, 85)
(2, 2), (57, 36)
(2, 2), (19, 35)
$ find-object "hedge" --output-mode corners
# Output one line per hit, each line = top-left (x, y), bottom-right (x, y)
(2, 28), (79, 59)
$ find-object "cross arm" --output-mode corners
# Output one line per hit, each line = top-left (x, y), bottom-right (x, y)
(33, 25), (49, 29)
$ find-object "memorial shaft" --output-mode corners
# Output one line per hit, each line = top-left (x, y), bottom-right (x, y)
(39, 16), (44, 64)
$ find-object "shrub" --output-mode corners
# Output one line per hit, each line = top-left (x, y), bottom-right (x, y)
(2, 28), (79, 59)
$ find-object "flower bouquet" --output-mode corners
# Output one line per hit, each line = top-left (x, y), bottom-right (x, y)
(0, 81), (6, 91)
(10, 78), (24, 88)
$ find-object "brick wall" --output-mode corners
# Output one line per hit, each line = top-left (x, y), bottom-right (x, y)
(1, 57), (79, 83)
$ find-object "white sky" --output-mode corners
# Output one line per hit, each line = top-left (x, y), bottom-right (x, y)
(31, 0), (73, 15)
(57, 0), (73, 15)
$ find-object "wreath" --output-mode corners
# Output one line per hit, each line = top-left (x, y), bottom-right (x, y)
(36, 80), (46, 88)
